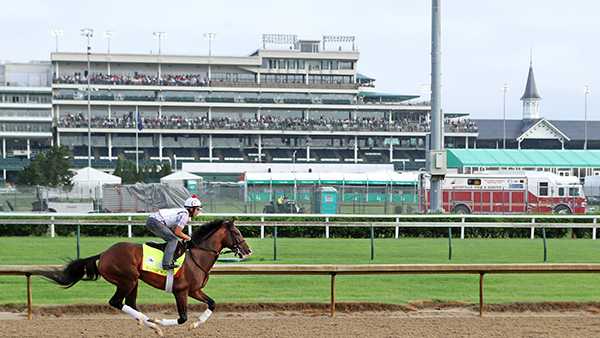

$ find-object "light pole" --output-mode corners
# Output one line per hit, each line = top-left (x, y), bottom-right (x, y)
(428, 0), (444, 213)
(204, 33), (216, 83)
(81, 28), (94, 168)
(502, 83), (509, 149)
(50, 29), (63, 53)
(104, 30), (113, 54)
(153, 32), (166, 82)
(153, 31), (165, 54)
(585, 85), (591, 150)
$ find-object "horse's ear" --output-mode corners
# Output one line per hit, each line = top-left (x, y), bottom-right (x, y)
(223, 218), (235, 228)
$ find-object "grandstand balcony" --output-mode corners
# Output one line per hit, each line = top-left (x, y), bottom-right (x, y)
(52, 72), (360, 91)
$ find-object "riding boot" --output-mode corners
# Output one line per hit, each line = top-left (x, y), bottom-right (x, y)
(162, 239), (179, 270)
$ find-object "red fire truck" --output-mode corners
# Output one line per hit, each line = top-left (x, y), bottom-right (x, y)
(419, 171), (586, 214)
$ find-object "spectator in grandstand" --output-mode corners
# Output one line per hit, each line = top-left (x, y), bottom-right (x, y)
(145, 195), (202, 270)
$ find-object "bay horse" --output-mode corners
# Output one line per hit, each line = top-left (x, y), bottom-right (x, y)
(44, 218), (252, 336)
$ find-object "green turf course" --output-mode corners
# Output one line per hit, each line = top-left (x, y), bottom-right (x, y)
(1, 236), (600, 305)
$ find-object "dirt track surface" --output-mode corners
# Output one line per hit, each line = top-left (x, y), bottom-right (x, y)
(3, 306), (600, 338)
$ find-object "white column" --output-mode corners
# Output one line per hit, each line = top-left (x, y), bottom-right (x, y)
(56, 131), (60, 146)
(389, 142), (393, 163)
(465, 136), (468, 149)
(108, 105), (112, 119)
(256, 108), (261, 120)
(2, 137), (5, 180)
(208, 107), (212, 121)
(354, 136), (358, 164)
(26, 139), (31, 159)
(108, 133), (112, 160)
(159, 134), (163, 162)
(208, 135), (213, 162)
(258, 134), (262, 163)
(388, 110), (392, 124)
(306, 145), (310, 161)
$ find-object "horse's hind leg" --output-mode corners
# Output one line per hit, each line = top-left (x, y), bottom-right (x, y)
(188, 289), (215, 329)
(109, 283), (163, 336)
(124, 282), (138, 310)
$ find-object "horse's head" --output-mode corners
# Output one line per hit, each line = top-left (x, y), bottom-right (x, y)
(222, 219), (252, 258)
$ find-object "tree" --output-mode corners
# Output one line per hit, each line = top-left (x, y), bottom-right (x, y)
(158, 162), (172, 178)
(17, 146), (73, 187)
(113, 156), (143, 184)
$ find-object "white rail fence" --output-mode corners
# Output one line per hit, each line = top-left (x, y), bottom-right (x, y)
(0, 212), (599, 240)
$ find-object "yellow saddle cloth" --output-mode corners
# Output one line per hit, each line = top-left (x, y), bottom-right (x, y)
(142, 244), (186, 276)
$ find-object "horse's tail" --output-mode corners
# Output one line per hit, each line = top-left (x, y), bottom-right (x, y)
(43, 254), (101, 288)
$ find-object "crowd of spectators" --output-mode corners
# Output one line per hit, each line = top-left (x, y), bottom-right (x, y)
(59, 113), (478, 133)
(54, 72), (208, 87)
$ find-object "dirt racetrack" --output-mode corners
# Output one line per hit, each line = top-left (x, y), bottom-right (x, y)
(2, 304), (600, 337)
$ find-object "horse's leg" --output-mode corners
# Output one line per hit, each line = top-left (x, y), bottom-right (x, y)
(188, 288), (215, 329)
(149, 289), (188, 326)
(124, 282), (138, 310)
(109, 283), (163, 336)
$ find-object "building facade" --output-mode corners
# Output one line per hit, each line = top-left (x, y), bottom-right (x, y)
(0, 61), (53, 180)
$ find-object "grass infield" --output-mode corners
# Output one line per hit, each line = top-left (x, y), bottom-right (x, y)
(1, 236), (600, 305)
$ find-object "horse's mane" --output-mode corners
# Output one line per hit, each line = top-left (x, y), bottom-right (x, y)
(190, 219), (225, 243)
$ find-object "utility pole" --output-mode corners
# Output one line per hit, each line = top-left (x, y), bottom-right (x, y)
(428, 0), (446, 213)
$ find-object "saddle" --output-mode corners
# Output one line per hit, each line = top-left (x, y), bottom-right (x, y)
(145, 241), (187, 260)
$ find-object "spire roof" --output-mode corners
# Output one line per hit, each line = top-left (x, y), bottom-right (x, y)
(521, 63), (541, 100)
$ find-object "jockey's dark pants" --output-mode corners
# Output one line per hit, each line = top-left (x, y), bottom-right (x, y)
(146, 217), (178, 268)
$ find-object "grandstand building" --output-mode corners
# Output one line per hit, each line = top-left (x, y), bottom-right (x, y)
(49, 34), (476, 174)
(0, 61), (53, 180)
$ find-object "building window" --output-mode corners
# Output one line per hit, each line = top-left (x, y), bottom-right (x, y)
(339, 61), (353, 70)
(558, 187), (565, 196)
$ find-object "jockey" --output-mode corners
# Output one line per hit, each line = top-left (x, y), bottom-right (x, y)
(145, 195), (203, 270)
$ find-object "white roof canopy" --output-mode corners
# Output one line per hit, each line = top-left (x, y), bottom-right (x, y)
(160, 171), (203, 183)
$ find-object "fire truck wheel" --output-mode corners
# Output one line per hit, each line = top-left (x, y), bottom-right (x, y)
(452, 205), (471, 214)
(553, 205), (572, 215)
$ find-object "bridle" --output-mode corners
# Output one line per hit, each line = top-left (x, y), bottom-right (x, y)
(185, 221), (247, 275)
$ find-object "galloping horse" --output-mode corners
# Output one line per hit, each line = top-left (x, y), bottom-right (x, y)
(44, 219), (252, 335)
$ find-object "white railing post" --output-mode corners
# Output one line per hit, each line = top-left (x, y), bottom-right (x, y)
(325, 217), (330, 239)
(395, 217), (400, 239)
(460, 217), (465, 239)
(594, 218), (597, 240)
(260, 216), (265, 239)
(50, 216), (55, 238)
(530, 218), (535, 240)
(127, 216), (132, 238)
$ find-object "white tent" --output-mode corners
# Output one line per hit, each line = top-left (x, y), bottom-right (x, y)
(72, 167), (121, 187)
(160, 171), (203, 183)
(68, 167), (122, 199)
